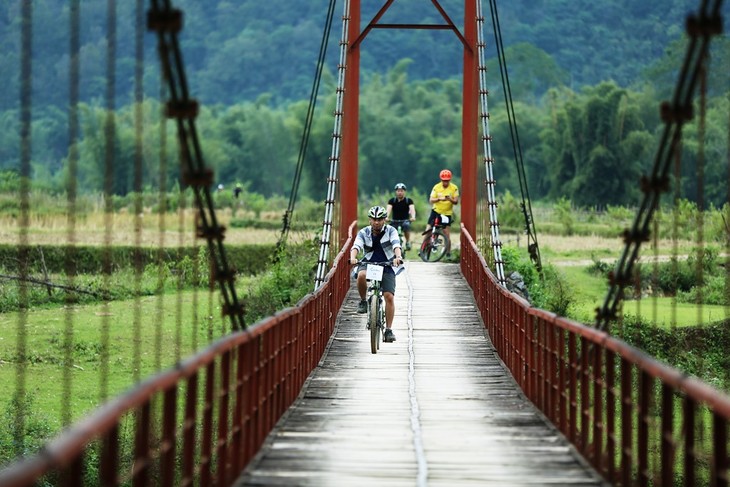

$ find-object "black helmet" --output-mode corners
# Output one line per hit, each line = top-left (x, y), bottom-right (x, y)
(367, 205), (387, 219)
(394, 183), (407, 190)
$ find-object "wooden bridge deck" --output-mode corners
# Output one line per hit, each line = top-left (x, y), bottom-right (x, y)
(236, 261), (607, 486)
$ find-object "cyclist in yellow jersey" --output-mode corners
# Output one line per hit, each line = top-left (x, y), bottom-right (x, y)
(424, 169), (459, 244)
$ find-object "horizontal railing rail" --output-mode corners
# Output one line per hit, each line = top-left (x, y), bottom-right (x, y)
(460, 224), (730, 486)
(0, 222), (356, 487)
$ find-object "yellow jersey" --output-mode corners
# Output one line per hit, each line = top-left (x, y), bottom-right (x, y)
(430, 182), (459, 215)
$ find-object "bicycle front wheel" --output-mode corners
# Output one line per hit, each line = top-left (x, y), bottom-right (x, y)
(420, 230), (449, 262)
(369, 296), (380, 354)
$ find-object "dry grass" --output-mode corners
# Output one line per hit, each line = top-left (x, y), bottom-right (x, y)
(1, 209), (700, 256)
(536, 233), (698, 263)
(0, 209), (302, 247)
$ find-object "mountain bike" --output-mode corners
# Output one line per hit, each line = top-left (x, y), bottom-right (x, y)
(419, 214), (451, 262)
(389, 220), (410, 256)
(356, 260), (390, 354)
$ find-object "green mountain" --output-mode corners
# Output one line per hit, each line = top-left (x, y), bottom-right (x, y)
(0, 0), (717, 109)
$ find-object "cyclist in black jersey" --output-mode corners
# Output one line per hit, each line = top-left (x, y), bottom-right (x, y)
(386, 183), (416, 251)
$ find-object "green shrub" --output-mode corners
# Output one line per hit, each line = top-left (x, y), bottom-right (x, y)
(531, 265), (575, 316)
(243, 240), (318, 324)
(617, 316), (730, 390)
(586, 255), (613, 276)
(502, 246), (539, 289)
(0, 393), (54, 470)
(0, 243), (274, 276)
(0, 244), (280, 312)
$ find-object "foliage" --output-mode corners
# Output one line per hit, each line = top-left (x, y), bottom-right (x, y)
(1, 0), (717, 109)
(242, 240), (319, 324)
(637, 247), (722, 300)
(585, 256), (613, 277)
(502, 245), (574, 316)
(0, 244), (273, 276)
(538, 82), (654, 206)
(617, 316), (730, 390)
(0, 393), (54, 471)
(553, 197), (575, 236)
(497, 190), (525, 232)
(0, 244), (275, 313)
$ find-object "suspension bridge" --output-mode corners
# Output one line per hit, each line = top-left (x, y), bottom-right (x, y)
(0, 0), (729, 486)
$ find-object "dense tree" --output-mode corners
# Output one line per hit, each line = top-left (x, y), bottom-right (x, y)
(539, 82), (654, 206)
(3, 0), (728, 209)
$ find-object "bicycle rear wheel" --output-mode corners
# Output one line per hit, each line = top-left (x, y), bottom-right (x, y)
(369, 296), (380, 354)
(420, 230), (449, 262)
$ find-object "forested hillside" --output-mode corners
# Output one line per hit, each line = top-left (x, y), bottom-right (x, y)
(0, 0), (728, 208)
(0, 0), (715, 107)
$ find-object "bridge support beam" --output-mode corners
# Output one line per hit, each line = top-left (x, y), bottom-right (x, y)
(340, 1), (361, 244)
(461, 0), (478, 237)
(339, 0), (479, 240)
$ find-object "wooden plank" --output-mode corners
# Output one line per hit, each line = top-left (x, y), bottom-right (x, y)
(236, 262), (607, 486)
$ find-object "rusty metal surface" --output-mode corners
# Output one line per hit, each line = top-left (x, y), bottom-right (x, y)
(0, 226), (357, 487)
(460, 227), (730, 485)
(237, 262), (605, 486)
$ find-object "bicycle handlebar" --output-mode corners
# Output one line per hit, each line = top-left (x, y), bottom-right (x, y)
(353, 259), (394, 266)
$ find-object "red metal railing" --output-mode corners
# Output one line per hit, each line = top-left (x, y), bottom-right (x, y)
(0, 222), (356, 487)
(460, 225), (730, 486)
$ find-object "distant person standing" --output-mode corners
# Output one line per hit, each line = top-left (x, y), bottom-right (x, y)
(425, 169), (459, 244)
(386, 183), (416, 250)
(233, 183), (242, 199)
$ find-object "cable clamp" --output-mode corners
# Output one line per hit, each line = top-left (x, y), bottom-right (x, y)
(214, 268), (237, 284)
(621, 227), (650, 244)
(182, 168), (213, 187)
(165, 100), (199, 120)
(639, 175), (669, 194)
(594, 306), (617, 324)
(222, 300), (245, 318)
(147, 8), (183, 33)
(660, 101), (692, 123)
(197, 225), (226, 240)
(607, 269), (632, 287)
(686, 13), (723, 38)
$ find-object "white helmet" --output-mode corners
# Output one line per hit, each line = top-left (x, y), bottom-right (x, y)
(367, 206), (387, 219)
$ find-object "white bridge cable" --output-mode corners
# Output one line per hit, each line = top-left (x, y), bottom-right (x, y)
(475, 0), (506, 285)
(314, 0), (351, 290)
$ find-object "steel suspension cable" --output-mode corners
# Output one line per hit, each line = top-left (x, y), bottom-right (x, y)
(15, 0), (32, 459)
(132, 0), (145, 382)
(62, 0), (80, 428)
(314, 0), (351, 290)
(148, 0), (245, 331)
(596, 0), (723, 332)
(486, 0), (542, 274)
(100, 0), (117, 402)
(277, 0), (337, 255)
(475, 0), (506, 285)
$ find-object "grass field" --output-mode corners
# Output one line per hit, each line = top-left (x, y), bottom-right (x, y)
(1, 206), (724, 444)
(0, 208), (314, 247)
(0, 289), (230, 431)
(555, 264), (730, 326)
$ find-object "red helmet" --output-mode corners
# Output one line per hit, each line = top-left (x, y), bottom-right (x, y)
(439, 169), (452, 181)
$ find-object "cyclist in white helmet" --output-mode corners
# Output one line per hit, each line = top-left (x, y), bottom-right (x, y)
(349, 205), (403, 343)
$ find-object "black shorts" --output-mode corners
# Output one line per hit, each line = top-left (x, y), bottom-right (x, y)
(390, 219), (411, 233)
(428, 210), (453, 227)
(356, 263), (396, 294)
